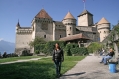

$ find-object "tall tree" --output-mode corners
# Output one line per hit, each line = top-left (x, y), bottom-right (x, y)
(29, 37), (46, 47)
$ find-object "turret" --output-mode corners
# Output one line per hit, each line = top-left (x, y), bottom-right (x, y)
(77, 10), (93, 26)
(97, 17), (110, 42)
(16, 20), (20, 30)
(62, 12), (76, 37)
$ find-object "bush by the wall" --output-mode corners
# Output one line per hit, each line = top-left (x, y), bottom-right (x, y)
(21, 49), (33, 56)
(35, 44), (46, 53)
(45, 41), (66, 55)
(70, 47), (88, 56)
(34, 41), (65, 55)
(64, 43), (79, 56)
(35, 50), (39, 54)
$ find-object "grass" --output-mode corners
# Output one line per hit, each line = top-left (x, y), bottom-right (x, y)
(0, 56), (41, 63)
(0, 56), (85, 79)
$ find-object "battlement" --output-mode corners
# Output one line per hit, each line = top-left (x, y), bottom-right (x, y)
(32, 18), (53, 25)
(16, 27), (33, 34)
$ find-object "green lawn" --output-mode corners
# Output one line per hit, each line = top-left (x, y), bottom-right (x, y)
(0, 56), (85, 79)
(0, 56), (41, 63)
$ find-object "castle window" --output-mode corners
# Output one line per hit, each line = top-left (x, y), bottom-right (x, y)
(104, 31), (106, 33)
(68, 34), (70, 35)
(60, 35), (62, 38)
(44, 35), (46, 38)
(70, 27), (71, 30)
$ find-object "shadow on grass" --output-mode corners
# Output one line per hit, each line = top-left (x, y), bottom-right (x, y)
(0, 61), (56, 79)
(63, 72), (86, 76)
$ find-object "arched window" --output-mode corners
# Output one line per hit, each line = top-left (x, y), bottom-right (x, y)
(60, 35), (61, 38)
(44, 35), (46, 38)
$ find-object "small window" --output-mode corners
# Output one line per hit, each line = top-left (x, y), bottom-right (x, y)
(60, 35), (61, 38)
(104, 31), (106, 33)
(70, 27), (71, 30)
(68, 34), (70, 35)
(44, 35), (46, 38)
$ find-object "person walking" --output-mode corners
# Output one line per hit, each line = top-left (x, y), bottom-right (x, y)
(52, 43), (64, 78)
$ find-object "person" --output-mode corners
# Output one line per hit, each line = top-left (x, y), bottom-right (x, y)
(52, 43), (64, 78)
(100, 48), (114, 65)
(100, 49), (105, 56)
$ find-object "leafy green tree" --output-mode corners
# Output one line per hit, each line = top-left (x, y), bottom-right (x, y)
(87, 42), (103, 53)
(29, 37), (46, 47)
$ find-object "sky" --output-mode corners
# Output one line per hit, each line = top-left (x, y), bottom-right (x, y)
(0, 0), (119, 43)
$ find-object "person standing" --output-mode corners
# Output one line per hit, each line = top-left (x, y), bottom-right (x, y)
(52, 43), (64, 78)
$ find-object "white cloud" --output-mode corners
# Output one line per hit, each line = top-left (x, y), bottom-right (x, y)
(0, 38), (3, 41)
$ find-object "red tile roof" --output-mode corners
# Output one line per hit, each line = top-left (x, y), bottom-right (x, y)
(59, 33), (91, 41)
(35, 9), (52, 19)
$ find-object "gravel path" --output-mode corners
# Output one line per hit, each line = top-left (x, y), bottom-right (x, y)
(60, 55), (119, 79)
(0, 56), (51, 65)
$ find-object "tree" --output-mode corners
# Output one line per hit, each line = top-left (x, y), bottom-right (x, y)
(29, 37), (46, 47)
(87, 42), (103, 53)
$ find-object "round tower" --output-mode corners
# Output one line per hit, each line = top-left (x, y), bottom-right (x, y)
(62, 12), (76, 37)
(97, 17), (110, 42)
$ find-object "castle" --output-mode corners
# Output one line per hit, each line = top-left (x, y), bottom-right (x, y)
(15, 9), (110, 54)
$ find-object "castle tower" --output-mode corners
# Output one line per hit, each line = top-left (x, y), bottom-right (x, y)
(62, 12), (76, 37)
(78, 10), (93, 26)
(97, 17), (110, 42)
(31, 9), (53, 41)
(16, 20), (20, 30)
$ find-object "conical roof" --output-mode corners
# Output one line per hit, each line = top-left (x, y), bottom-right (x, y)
(64, 12), (75, 19)
(35, 9), (52, 19)
(16, 21), (20, 27)
(78, 10), (93, 17)
(97, 17), (110, 25)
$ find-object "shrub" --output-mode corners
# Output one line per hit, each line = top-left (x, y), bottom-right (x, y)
(35, 50), (39, 54)
(35, 44), (46, 53)
(21, 49), (33, 56)
(34, 41), (65, 55)
(70, 47), (88, 56)
(87, 42), (103, 53)
(64, 43), (79, 56)
(45, 41), (66, 55)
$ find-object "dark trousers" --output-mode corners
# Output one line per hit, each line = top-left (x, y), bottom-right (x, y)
(54, 60), (61, 76)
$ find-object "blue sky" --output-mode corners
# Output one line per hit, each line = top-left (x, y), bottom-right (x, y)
(0, 0), (119, 43)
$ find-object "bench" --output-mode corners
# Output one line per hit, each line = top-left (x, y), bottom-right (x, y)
(107, 55), (119, 64)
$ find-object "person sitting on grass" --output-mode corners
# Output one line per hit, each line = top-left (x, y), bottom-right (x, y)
(52, 43), (64, 78)
(100, 48), (114, 65)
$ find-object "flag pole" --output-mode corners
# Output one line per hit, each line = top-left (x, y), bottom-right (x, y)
(84, 1), (86, 10)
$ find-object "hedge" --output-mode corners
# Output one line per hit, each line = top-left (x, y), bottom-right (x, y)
(35, 41), (66, 55)
(64, 43), (79, 56)
(45, 41), (66, 55)
(70, 47), (88, 56)
(35, 44), (46, 54)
